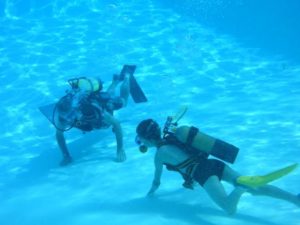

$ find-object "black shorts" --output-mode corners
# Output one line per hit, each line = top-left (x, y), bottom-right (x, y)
(192, 159), (225, 186)
(110, 97), (123, 110)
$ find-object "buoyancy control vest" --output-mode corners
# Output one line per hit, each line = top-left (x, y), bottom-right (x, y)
(160, 111), (239, 189)
(54, 77), (111, 132)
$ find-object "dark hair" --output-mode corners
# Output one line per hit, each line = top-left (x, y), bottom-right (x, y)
(136, 119), (161, 140)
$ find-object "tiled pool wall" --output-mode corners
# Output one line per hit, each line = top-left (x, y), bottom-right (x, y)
(158, 0), (300, 63)
(1, 0), (300, 62)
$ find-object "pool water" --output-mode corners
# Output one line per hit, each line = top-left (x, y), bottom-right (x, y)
(0, 1), (299, 225)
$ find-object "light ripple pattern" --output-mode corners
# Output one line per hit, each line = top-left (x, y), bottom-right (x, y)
(0, 1), (299, 225)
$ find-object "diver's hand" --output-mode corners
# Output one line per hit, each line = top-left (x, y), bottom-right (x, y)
(147, 189), (156, 197)
(147, 182), (160, 197)
(60, 156), (73, 166)
(116, 149), (126, 162)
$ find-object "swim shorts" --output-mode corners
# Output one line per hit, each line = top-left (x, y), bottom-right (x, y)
(192, 159), (225, 186)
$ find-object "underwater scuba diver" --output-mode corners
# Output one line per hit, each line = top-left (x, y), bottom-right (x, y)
(135, 115), (300, 215)
(39, 65), (147, 166)
(54, 74), (129, 166)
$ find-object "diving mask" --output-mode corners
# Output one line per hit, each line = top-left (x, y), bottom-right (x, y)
(135, 136), (148, 153)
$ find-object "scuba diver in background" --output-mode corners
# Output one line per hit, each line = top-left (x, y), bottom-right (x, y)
(40, 65), (148, 166)
(135, 110), (300, 215)
(54, 74), (129, 166)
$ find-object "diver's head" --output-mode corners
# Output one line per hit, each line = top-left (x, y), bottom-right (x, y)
(135, 119), (161, 153)
(56, 94), (73, 114)
(55, 94), (78, 129)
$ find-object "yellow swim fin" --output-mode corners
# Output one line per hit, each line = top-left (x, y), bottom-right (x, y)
(236, 163), (298, 188)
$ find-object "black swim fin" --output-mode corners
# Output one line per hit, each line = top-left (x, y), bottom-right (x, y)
(120, 65), (148, 103)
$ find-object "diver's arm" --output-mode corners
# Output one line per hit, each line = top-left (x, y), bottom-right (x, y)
(106, 75), (120, 95)
(55, 129), (72, 165)
(148, 154), (163, 196)
(103, 111), (126, 162)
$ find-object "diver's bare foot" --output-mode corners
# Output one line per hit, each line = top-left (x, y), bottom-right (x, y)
(116, 150), (126, 162)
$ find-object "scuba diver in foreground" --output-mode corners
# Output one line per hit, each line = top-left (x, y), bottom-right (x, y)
(135, 109), (300, 215)
(40, 65), (147, 166)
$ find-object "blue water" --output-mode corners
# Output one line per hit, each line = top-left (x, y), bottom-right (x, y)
(160, 0), (300, 63)
(0, 1), (300, 225)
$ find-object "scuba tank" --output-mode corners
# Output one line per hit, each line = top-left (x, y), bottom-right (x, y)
(174, 125), (239, 164)
(163, 106), (239, 164)
(68, 77), (103, 93)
